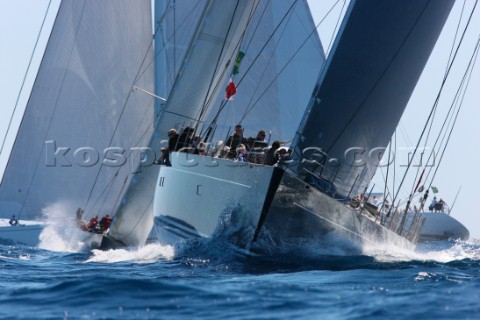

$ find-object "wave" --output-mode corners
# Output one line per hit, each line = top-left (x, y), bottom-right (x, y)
(37, 201), (96, 252)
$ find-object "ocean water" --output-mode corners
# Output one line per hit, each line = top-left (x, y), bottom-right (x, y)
(1, 229), (479, 320)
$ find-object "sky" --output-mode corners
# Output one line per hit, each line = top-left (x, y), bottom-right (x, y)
(0, 0), (479, 238)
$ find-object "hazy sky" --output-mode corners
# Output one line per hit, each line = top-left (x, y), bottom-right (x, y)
(1, 0), (479, 238)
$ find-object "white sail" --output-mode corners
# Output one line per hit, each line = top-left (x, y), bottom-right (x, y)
(0, 1), (154, 222)
(205, 0), (325, 142)
(153, 0), (209, 119)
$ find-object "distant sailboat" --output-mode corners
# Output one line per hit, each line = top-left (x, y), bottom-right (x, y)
(152, 0), (456, 254)
(0, 217), (43, 246)
(419, 212), (470, 242)
(419, 189), (469, 242)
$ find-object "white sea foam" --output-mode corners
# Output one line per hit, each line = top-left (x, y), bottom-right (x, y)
(86, 243), (175, 264)
(363, 238), (480, 263)
(256, 224), (479, 263)
(38, 201), (94, 252)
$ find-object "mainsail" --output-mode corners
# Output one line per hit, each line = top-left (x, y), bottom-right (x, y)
(0, 1), (154, 220)
(292, 0), (455, 198)
(106, 0), (261, 247)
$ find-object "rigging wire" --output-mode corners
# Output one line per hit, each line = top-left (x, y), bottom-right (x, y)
(445, 0), (468, 75)
(426, 35), (480, 190)
(390, 0), (478, 210)
(202, 2), (300, 143)
(210, 0), (342, 128)
(239, 0), (344, 123)
(231, 0), (300, 90)
(380, 0), (470, 208)
(324, 0), (348, 57)
(405, 0), (470, 199)
(380, 138), (392, 212)
(195, 0), (246, 127)
(206, 0), (303, 127)
(0, 0), (54, 176)
(239, 1), (298, 123)
(215, 0), (271, 135)
(196, 0), (261, 127)
(205, 0), (304, 141)
(173, 0), (176, 75)
(242, 0), (270, 53)
(421, 6), (478, 188)
(393, 131), (397, 202)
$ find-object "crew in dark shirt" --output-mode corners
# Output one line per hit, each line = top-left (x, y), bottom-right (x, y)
(225, 124), (248, 159)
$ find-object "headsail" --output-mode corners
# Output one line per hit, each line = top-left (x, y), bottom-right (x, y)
(292, 0), (455, 198)
(0, 1), (154, 219)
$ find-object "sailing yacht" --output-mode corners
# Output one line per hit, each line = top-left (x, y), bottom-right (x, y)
(152, 0), (457, 254)
(0, 0), (155, 247)
(103, 0), (326, 248)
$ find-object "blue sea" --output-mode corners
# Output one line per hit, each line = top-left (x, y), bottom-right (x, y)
(1, 235), (479, 320)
